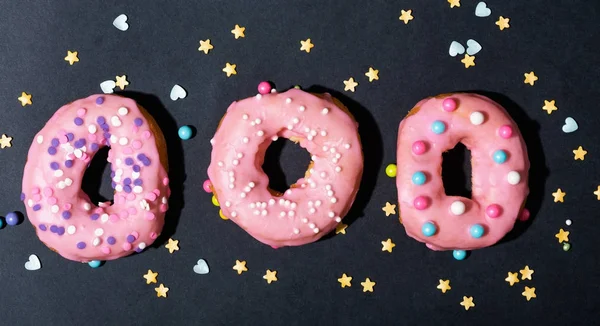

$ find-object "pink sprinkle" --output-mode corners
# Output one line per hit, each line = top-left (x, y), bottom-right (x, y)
(486, 204), (502, 218)
(109, 214), (119, 222)
(47, 197), (57, 205)
(81, 153), (89, 161)
(498, 125), (513, 139)
(128, 207), (137, 215)
(150, 232), (158, 239)
(43, 187), (53, 197)
(59, 135), (68, 144)
(152, 189), (161, 196)
(257, 81), (272, 95)
(142, 130), (151, 139)
(145, 212), (156, 220)
(442, 98), (457, 112)
(203, 180), (212, 193)
(119, 211), (129, 219)
(145, 193), (157, 201)
(160, 204), (168, 212)
(122, 243), (132, 251)
(132, 126), (139, 133)
(518, 208), (531, 222)
(31, 187), (40, 194)
(167, 188), (171, 196)
(66, 152), (74, 160)
(126, 193), (136, 201)
(412, 141), (427, 155)
(123, 147), (133, 154)
(413, 196), (430, 210)
(63, 203), (72, 210)
(131, 231), (139, 238)
(94, 207), (104, 214)
(132, 140), (142, 149)
(77, 108), (87, 117)
(32, 194), (42, 202)
(162, 177), (169, 186)
(101, 247), (111, 254)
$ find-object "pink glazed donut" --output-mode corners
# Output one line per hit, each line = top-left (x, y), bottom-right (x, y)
(207, 85), (363, 248)
(21, 94), (170, 262)
(396, 93), (529, 251)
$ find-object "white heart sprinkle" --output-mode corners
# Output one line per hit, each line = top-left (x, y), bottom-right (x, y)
(193, 259), (210, 274)
(562, 117), (578, 133)
(475, 2), (491, 17)
(170, 84), (187, 101)
(466, 39), (482, 55)
(113, 14), (129, 31)
(449, 41), (465, 57)
(25, 254), (41, 271)
(100, 80), (116, 94)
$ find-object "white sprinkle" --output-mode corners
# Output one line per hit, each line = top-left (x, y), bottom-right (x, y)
(115, 184), (123, 192)
(332, 158), (339, 164)
(310, 130), (317, 136)
(313, 228), (320, 234)
(233, 159), (239, 166)
(250, 203), (256, 209)
(225, 201), (231, 207)
(57, 181), (66, 189)
(67, 225), (76, 235)
(249, 182), (255, 188)
(321, 108), (329, 115)
(287, 125), (294, 130)
(315, 200), (321, 207)
(237, 153), (243, 159)
(299, 105), (305, 112)
(304, 127), (310, 133)
(293, 228), (300, 234)
(140, 200), (150, 211)
(285, 189), (293, 195)
(566, 219), (572, 226)
(240, 193), (246, 198)
(288, 211), (295, 217)
(92, 238), (101, 246)
(133, 186), (143, 193)
(94, 228), (104, 236)
(330, 147), (336, 153)
(507, 171), (521, 185)
(450, 200), (466, 215)
(285, 98), (292, 104)
(132, 172), (140, 179)
(320, 172), (327, 178)
(118, 107), (129, 116)
(344, 143), (351, 149)
(309, 223), (316, 228)
(272, 136), (279, 141)
(119, 137), (129, 145)
(257, 130), (264, 136)
(291, 202), (297, 209)
(331, 197), (337, 203)
(254, 210), (260, 215)
(51, 205), (59, 213)
(335, 217), (342, 222)
(228, 184), (234, 189)
(307, 135), (313, 141)
(256, 94), (262, 99)
(138, 242), (146, 249)
(271, 88), (276, 93)
(54, 169), (64, 177)
(228, 171), (235, 176)
(83, 203), (91, 211)
(115, 168), (123, 176)
(229, 177), (235, 182)
(244, 186), (251, 192)
(243, 137), (249, 143)
(470, 111), (485, 125)
(311, 155), (317, 161)
(292, 117), (299, 124)
(218, 161), (224, 167)
(335, 166), (342, 173)
(280, 211), (286, 217)
(101, 214), (109, 223)
(64, 178), (73, 186)
(36, 135), (44, 144)
(74, 149), (83, 158)
(322, 146), (329, 151)
(88, 125), (97, 134)
(308, 201), (314, 207)
(327, 190), (334, 197)
(261, 210), (268, 216)
(210, 138), (215, 145)
(328, 211), (335, 218)
(309, 208), (316, 214)
(301, 218), (308, 223)
(231, 211), (238, 217)
(269, 199), (276, 205)
(111, 116), (122, 127)
(243, 114), (249, 120)
(255, 118), (262, 125)
(110, 135), (118, 143)
(326, 184), (332, 190)
(320, 131), (327, 136)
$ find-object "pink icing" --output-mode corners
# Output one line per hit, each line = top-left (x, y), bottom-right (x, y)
(207, 89), (363, 247)
(396, 93), (529, 251)
(21, 94), (170, 262)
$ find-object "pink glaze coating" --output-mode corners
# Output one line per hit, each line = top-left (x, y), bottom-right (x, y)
(207, 88), (363, 247)
(21, 94), (170, 262)
(396, 93), (529, 251)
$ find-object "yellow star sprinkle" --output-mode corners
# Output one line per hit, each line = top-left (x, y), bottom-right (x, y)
(437, 279), (451, 293)
(198, 39), (214, 54)
(552, 188), (566, 203)
(300, 38), (314, 53)
(381, 238), (396, 253)
(361, 278), (376, 292)
(505, 272), (520, 286)
(233, 260), (248, 274)
(115, 75), (129, 90)
(460, 296), (475, 310)
(64, 50), (79, 65)
(593, 186), (600, 200)
(522, 286), (536, 301)
(343, 77), (358, 92)
(461, 54), (476, 68)
(519, 265), (534, 280)
(399, 10), (414, 24)
(165, 238), (179, 253)
(496, 16), (510, 30)
(542, 100), (558, 114)
(143, 269), (158, 284)
(573, 146), (587, 160)
(338, 273), (352, 288)
(18, 92), (32, 106)
(263, 270), (278, 284)
(222, 63), (237, 77)
(524, 71), (538, 86)
(335, 223), (348, 235)
(0, 134), (13, 149)
(448, 0), (461, 8)
(231, 24), (245, 39)
(382, 202), (396, 216)
(365, 67), (379, 82)
(155, 284), (169, 298)
(555, 228), (570, 243)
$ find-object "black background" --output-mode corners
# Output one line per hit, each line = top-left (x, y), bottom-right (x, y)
(1, 1), (599, 325)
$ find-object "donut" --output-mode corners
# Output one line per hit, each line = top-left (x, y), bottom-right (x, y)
(396, 93), (529, 251)
(207, 84), (363, 248)
(21, 94), (170, 262)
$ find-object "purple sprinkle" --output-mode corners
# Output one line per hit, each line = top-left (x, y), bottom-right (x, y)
(133, 179), (143, 186)
(123, 178), (131, 185)
(74, 139), (86, 148)
(48, 147), (57, 155)
(111, 181), (116, 189)
(67, 133), (74, 141)
(126, 235), (135, 243)
(50, 225), (58, 233)
(103, 132), (111, 141)
(135, 247), (143, 253)
(142, 158), (151, 167)
(90, 143), (99, 151)
(107, 236), (116, 245)
(32, 204), (41, 211)
(76, 241), (86, 249)
(20, 193), (26, 201)
(133, 165), (140, 172)
(100, 123), (110, 132)
(57, 227), (65, 236)
(90, 213), (99, 220)
(97, 116), (106, 125)
(95, 96), (104, 105)
(125, 158), (134, 166)
(110, 171), (116, 178)
(50, 162), (59, 170)
(123, 185), (132, 193)
(39, 224), (47, 231)
(74, 117), (83, 126)
(51, 138), (59, 147)
(65, 160), (74, 168)
(137, 153), (147, 161)
(62, 211), (71, 219)
(134, 118), (143, 127)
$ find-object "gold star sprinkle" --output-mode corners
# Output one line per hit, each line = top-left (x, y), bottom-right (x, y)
(573, 146), (587, 160)
(263, 270), (278, 284)
(343, 77), (358, 92)
(594, 186), (600, 200)
(0, 134), (13, 149)
(338, 273), (352, 288)
(448, 0), (461, 8)
(542, 100), (558, 114)
(143, 269), (158, 284)
(437, 279), (451, 293)
(231, 24), (245, 39)
(361, 278), (376, 292)
(18, 92), (32, 106)
(155, 284), (169, 298)
(198, 39), (214, 54)
(522, 286), (537, 301)
(382, 202), (396, 216)
(461, 54), (476, 68)
(381, 238), (396, 253)
(399, 10), (414, 24)
(165, 238), (179, 253)
(335, 223), (348, 235)
(496, 16), (510, 30)
(365, 67), (379, 82)
(223, 63), (237, 77)
(555, 228), (570, 243)
(233, 260), (248, 274)
(524, 71), (538, 86)
(505, 272), (520, 286)
(64, 50), (79, 65)
(552, 188), (566, 203)
(300, 38), (314, 53)
(115, 75), (129, 90)
(460, 296), (475, 310)
(519, 265), (534, 280)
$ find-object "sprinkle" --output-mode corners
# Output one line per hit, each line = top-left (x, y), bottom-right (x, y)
(232, 260), (248, 274)
(165, 238), (179, 253)
(399, 9), (414, 24)
(74, 117), (84, 126)
(338, 273), (352, 288)
(343, 77), (358, 92)
(381, 238), (395, 252)
(460, 296), (475, 310)
(96, 97), (104, 105)
(263, 270), (278, 284)
(437, 279), (451, 293)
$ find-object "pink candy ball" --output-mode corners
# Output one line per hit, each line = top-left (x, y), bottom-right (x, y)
(413, 196), (430, 210)
(412, 141), (427, 155)
(257, 81), (272, 95)
(486, 204), (502, 218)
(498, 125), (513, 139)
(518, 208), (531, 222)
(203, 179), (213, 193)
(442, 98), (457, 112)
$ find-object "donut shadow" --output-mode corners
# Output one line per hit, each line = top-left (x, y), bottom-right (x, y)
(116, 91), (186, 249)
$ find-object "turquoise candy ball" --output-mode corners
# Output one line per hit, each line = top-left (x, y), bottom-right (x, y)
(422, 221), (437, 237)
(431, 120), (446, 134)
(88, 260), (102, 268)
(492, 149), (507, 164)
(469, 224), (485, 238)
(412, 171), (427, 185)
(453, 250), (467, 260)
(178, 126), (193, 140)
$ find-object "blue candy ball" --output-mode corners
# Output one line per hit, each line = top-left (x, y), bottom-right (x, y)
(0, 218), (4, 229)
(431, 120), (446, 134)
(453, 250), (467, 260)
(88, 260), (102, 268)
(422, 221), (437, 237)
(178, 126), (193, 140)
(5, 212), (19, 226)
(412, 171), (427, 185)
(469, 224), (485, 238)
(492, 150), (507, 164)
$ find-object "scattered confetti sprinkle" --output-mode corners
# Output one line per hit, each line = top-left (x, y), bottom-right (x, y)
(566, 219), (572, 226)
(505, 272), (520, 286)
(461, 54), (476, 68)
(155, 284), (169, 298)
(343, 77), (358, 92)
(335, 223), (348, 235)
(448, 0), (461, 8)
(399, 10), (414, 24)
(437, 279), (451, 293)
(115, 75), (129, 90)
(365, 67), (379, 82)
(165, 238), (180, 253)
(112, 14), (129, 31)
(563, 242), (571, 251)
(0, 134), (13, 149)
(24, 254), (41, 271)
(18, 92), (32, 106)
(64, 50), (79, 65)
(233, 260), (248, 274)
(361, 278), (376, 292)
(231, 24), (245, 39)
(552, 188), (566, 203)
(193, 259), (210, 274)
(495, 16), (510, 30)
(542, 100), (558, 114)
(263, 270), (278, 284)
(223, 63), (237, 77)
(475, 2), (491, 17)
(573, 146), (587, 160)
(100, 80), (116, 94)
(466, 39), (482, 55)
(170, 84), (187, 101)
(522, 286), (536, 301)
(593, 186), (600, 200)
(519, 265), (534, 280)
(338, 273), (352, 288)
(300, 38), (314, 53)
(555, 228), (570, 243)
(198, 39), (214, 54)
(460, 296), (475, 310)
(385, 164), (397, 177)
(382, 202), (396, 216)
(143, 269), (159, 284)
(562, 117), (578, 133)
(381, 238), (396, 253)
(524, 71), (538, 86)
(449, 41), (465, 57)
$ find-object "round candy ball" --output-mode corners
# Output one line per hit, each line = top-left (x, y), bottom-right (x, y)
(485, 204), (502, 218)
(492, 150), (507, 164)
(431, 120), (446, 134)
(257, 81), (272, 95)
(385, 164), (397, 178)
(5, 212), (19, 226)
(518, 208), (531, 222)
(202, 180), (213, 193)
(413, 196), (430, 210)
(219, 209), (229, 220)
(450, 201), (466, 215)
(412, 141), (427, 155)
(178, 126), (193, 140)
(469, 224), (485, 238)
(442, 98), (457, 112)
(498, 125), (513, 139)
(88, 260), (102, 268)
(411, 171), (427, 185)
(422, 221), (437, 237)
(211, 195), (220, 207)
(562, 243), (571, 251)
(0, 218), (4, 229)
(453, 250), (467, 260)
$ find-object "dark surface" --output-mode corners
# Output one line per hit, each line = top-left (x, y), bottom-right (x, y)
(0, 1), (599, 325)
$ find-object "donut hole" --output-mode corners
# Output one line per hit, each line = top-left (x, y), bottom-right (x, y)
(441, 142), (472, 199)
(261, 137), (311, 194)
(81, 146), (114, 205)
